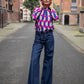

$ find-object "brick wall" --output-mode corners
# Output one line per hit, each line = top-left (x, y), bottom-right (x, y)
(7, 11), (19, 23)
(60, 0), (80, 25)
(69, 14), (78, 25)
(0, 0), (1, 7)
(80, 13), (84, 27)
(79, 0), (84, 33)
(12, 0), (20, 11)
(0, 0), (20, 28)
(0, 0), (7, 28)
(80, 11), (84, 32)
(3, 8), (7, 27)
(62, 0), (71, 12)
(77, 0), (80, 13)
(2, 0), (6, 8)
(0, 8), (2, 28)
(82, 0), (84, 6)
(0, 8), (7, 28)
(61, 0), (80, 13)
(7, 0), (20, 23)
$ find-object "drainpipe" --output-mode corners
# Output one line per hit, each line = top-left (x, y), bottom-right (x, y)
(79, 0), (82, 27)
(18, 0), (20, 22)
(80, 0), (82, 8)
(1, 0), (3, 28)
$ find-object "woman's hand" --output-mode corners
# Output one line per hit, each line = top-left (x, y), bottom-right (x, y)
(49, 1), (54, 10)
(39, 1), (43, 9)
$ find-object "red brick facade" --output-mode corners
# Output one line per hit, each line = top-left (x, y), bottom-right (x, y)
(12, 0), (20, 11)
(0, 0), (20, 28)
(0, 0), (7, 28)
(60, 0), (80, 25)
(62, 0), (71, 12)
(79, 0), (84, 33)
(7, 0), (20, 23)
(7, 11), (20, 23)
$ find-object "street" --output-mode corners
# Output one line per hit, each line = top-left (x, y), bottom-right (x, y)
(0, 23), (84, 84)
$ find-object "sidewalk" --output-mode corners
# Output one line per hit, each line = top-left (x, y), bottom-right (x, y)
(54, 23), (84, 54)
(0, 22), (27, 42)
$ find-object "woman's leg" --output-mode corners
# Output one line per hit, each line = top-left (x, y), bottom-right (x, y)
(28, 32), (43, 84)
(41, 32), (54, 84)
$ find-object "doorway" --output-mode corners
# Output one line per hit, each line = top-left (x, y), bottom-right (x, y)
(64, 15), (69, 25)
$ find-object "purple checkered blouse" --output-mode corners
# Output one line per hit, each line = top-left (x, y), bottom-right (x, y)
(32, 7), (59, 32)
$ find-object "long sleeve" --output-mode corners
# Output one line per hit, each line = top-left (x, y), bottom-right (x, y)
(32, 7), (42, 20)
(51, 9), (59, 20)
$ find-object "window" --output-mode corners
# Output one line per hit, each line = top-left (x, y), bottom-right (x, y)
(72, 0), (76, 3)
(71, 0), (77, 12)
(8, 0), (13, 11)
(9, 4), (12, 10)
(9, 0), (12, 3)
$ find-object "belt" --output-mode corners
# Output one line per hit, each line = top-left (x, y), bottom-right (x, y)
(36, 30), (53, 34)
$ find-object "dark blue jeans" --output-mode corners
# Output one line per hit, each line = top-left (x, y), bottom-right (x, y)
(28, 30), (54, 84)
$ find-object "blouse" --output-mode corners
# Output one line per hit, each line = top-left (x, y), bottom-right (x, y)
(32, 7), (59, 32)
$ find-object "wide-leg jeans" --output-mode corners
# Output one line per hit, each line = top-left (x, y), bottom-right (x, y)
(28, 30), (54, 84)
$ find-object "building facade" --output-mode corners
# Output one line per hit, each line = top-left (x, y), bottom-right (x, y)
(79, 0), (84, 33)
(6, 0), (20, 23)
(0, 0), (2, 28)
(60, 0), (80, 25)
(20, 0), (31, 21)
(0, 0), (7, 28)
(0, 0), (20, 28)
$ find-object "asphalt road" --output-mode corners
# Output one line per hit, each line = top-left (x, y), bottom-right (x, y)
(0, 23), (84, 84)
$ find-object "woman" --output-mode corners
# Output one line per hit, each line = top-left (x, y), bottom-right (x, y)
(27, 0), (59, 84)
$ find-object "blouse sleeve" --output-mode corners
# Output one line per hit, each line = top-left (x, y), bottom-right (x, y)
(51, 9), (59, 20)
(32, 7), (42, 20)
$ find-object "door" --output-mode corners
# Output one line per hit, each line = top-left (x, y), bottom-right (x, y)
(64, 15), (69, 25)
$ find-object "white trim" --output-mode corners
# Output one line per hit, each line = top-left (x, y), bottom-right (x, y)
(62, 14), (64, 25)
(79, 12), (81, 28)
(80, 0), (82, 7)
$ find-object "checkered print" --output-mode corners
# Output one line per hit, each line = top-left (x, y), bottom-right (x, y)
(32, 7), (59, 32)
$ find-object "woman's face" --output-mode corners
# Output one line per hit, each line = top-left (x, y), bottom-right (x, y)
(41, 0), (52, 6)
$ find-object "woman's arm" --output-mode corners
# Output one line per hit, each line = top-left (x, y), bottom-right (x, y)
(51, 8), (59, 20)
(32, 7), (42, 20)
(32, 1), (43, 20)
(49, 1), (59, 20)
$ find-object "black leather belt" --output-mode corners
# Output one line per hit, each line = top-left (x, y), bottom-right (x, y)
(36, 30), (53, 34)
